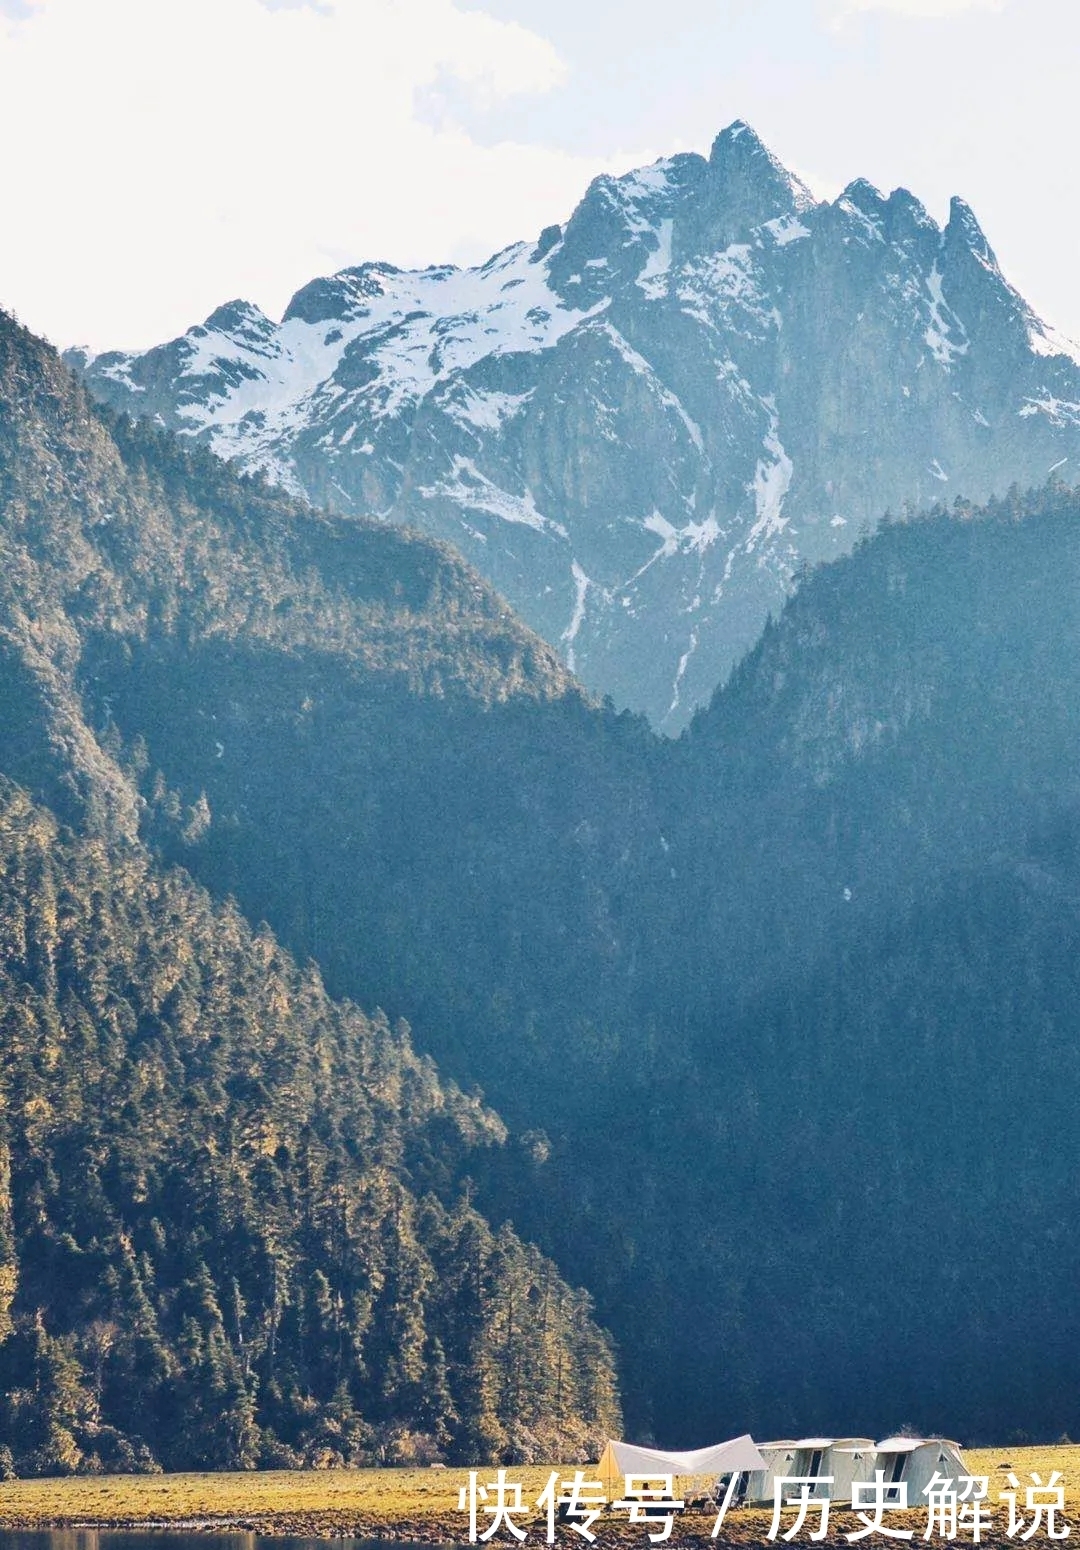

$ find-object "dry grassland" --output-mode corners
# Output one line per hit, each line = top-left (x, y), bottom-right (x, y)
(0, 1446), (1078, 1544)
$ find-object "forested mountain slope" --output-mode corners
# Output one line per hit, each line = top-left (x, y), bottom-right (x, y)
(72, 122), (1080, 728)
(9, 309), (1080, 1452)
(0, 312), (619, 1474)
(612, 489), (1080, 1441)
(103, 471), (1080, 1449)
(0, 307), (575, 834)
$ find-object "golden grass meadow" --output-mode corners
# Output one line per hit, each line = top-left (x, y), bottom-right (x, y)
(0, 1446), (1078, 1545)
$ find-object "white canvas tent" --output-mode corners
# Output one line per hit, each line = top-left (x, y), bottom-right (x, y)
(745, 1438), (875, 1504)
(746, 1442), (798, 1506)
(871, 1438), (969, 1504)
(597, 1435), (767, 1499)
(824, 1440), (878, 1502)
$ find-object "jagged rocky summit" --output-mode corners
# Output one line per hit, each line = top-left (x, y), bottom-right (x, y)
(71, 122), (1080, 729)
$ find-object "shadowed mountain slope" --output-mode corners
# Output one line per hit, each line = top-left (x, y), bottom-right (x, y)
(10, 310), (1080, 1447)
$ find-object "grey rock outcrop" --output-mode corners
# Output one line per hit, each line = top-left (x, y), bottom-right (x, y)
(71, 122), (1080, 728)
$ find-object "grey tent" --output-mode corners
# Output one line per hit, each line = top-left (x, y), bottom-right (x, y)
(745, 1442), (798, 1505)
(745, 1438), (875, 1504)
(871, 1437), (969, 1504)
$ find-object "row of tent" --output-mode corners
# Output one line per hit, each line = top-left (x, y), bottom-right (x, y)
(597, 1435), (969, 1505)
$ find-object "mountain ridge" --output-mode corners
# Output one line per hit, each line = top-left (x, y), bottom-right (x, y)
(71, 121), (1080, 728)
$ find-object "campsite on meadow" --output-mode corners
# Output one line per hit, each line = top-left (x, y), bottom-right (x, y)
(0, 1442), (1076, 1544)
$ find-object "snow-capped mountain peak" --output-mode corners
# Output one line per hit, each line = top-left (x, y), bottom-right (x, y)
(71, 121), (1080, 729)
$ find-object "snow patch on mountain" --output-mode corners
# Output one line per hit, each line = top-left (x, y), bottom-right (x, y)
(637, 219), (674, 298)
(924, 265), (968, 368)
(765, 214), (811, 247)
(678, 245), (778, 338)
(1019, 396), (1080, 428)
(445, 386), (534, 433)
(747, 404), (793, 555)
(562, 561), (591, 672)
(1028, 321), (1080, 370)
(420, 456), (555, 532)
(667, 628), (700, 720)
(641, 510), (721, 562)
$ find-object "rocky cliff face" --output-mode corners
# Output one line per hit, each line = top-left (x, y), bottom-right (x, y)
(71, 122), (1080, 728)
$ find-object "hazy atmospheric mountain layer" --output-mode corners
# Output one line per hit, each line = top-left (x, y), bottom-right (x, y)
(73, 121), (1080, 728)
(11, 311), (1080, 1451)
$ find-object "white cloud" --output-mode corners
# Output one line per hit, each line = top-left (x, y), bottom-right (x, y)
(831, 0), (1004, 17)
(0, 0), (634, 350)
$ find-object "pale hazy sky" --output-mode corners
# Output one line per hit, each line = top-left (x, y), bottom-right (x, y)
(1, 0), (1077, 352)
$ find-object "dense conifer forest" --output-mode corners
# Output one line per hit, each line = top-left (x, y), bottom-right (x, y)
(0, 783), (621, 1477)
(5, 307), (1080, 1461)
(0, 313), (619, 1473)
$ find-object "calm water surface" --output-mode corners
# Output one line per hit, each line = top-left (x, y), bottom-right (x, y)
(0, 1534), (439, 1550)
